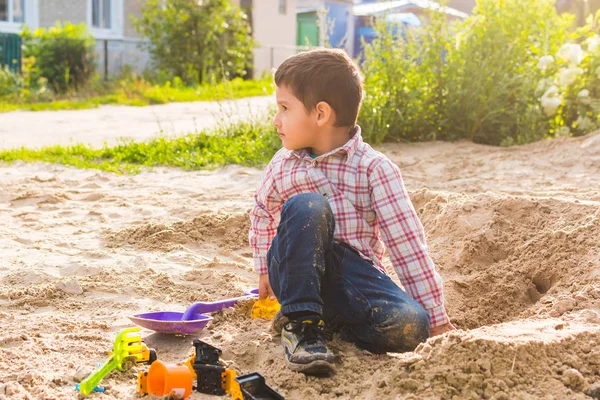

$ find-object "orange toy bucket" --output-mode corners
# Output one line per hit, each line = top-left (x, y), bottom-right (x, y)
(147, 360), (193, 399)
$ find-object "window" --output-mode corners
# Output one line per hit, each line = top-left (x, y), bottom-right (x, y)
(88, 0), (123, 39)
(278, 0), (286, 15)
(92, 0), (112, 29)
(0, 0), (25, 23)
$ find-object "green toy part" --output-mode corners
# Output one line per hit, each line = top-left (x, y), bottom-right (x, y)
(78, 327), (145, 396)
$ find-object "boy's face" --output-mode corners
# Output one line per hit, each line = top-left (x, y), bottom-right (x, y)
(273, 85), (319, 151)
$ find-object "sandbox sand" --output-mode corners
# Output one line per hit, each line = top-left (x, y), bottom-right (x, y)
(0, 132), (599, 399)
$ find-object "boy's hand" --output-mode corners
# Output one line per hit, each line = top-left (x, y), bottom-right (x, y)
(430, 322), (456, 337)
(258, 273), (276, 300)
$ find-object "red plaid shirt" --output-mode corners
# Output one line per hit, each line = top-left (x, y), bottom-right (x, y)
(248, 127), (449, 327)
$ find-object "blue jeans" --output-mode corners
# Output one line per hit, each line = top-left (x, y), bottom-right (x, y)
(267, 193), (430, 353)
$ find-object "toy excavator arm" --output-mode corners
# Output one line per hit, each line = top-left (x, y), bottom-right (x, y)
(78, 356), (119, 395)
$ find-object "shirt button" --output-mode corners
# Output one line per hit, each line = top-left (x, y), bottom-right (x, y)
(312, 160), (318, 166)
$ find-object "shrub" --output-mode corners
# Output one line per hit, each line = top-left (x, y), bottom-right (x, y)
(359, 0), (574, 146)
(360, 10), (451, 144)
(133, 0), (255, 85)
(21, 22), (96, 94)
(445, 0), (571, 145)
(0, 65), (23, 97)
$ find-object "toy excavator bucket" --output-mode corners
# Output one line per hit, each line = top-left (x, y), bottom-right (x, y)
(234, 373), (284, 400)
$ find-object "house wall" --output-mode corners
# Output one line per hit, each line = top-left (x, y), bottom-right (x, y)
(38, 0), (147, 76)
(448, 0), (476, 13)
(39, 0), (86, 27)
(39, 0), (87, 28)
(124, 0), (143, 38)
(39, 0), (143, 38)
(252, 0), (297, 77)
(297, 0), (353, 8)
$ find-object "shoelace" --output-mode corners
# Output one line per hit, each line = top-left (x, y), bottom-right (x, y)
(284, 319), (329, 345)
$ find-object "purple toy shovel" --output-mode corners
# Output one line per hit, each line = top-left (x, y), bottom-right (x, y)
(129, 289), (259, 335)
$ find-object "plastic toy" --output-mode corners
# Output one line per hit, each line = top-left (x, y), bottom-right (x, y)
(138, 360), (193, 399)
(232, 373), (285, 400)
(137, 339), (283, 399)
(77, 327), (156, 396)
(251, 297), (281, 319)
(129, 289), (260, 335)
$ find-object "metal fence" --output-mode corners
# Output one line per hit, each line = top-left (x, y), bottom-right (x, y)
(97, 42), (318, 79)
(0, 33), (21, 73)
(95, 38), (151, 78)
(1, 36), (317, 79)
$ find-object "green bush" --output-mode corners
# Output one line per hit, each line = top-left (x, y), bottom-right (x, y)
(0, 65), (23, 97)
(360, 10), (451, 143)
(359, 0), (574, 146)
(133, 0), (255, 85)
(21, 22), (96, 94)
(445, 0), (571, 145)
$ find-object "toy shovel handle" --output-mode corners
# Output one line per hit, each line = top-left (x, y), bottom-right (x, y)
(181, 291), (258, 320)
(79, 356), (119, 395)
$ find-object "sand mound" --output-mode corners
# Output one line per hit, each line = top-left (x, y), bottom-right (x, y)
(410, 190), (600, 329)
(105, 213), (251, 252)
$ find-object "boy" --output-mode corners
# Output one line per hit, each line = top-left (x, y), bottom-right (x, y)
(249, 49), (454, 374)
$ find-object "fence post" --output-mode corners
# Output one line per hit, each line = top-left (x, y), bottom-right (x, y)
(104, 39), (108, 80)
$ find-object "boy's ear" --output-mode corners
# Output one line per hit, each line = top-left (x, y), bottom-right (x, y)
(315, 101), (335, 127)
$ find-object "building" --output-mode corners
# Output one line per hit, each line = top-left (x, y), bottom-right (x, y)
(236, 0), (297, 77)
(0, 0), (296, 78)
(0, 0), (149, 75)
(296, 0), (469, 58)
(296, 0), (354, 51)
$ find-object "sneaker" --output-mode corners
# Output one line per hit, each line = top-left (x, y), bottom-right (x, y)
(281, 317), (335, 374)
(271, 310), (288, 335)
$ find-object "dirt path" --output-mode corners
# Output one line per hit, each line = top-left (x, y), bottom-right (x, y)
(0, 132), (599, 399)
(0, 95), (273, 149)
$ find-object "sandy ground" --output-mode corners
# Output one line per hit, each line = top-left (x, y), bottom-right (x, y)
(0, 96), (273, 149)
(0, 128), (599, 399)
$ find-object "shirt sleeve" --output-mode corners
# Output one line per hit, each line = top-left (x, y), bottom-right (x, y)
(369, 160), (450, 328)
(248, 156), (284, 274)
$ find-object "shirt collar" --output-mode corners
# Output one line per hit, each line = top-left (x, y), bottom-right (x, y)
(283, 125), (363, 165)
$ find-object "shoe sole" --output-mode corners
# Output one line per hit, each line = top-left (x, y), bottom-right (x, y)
(285, 358), (335, 374)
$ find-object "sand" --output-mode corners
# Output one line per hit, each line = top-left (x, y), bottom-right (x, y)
(0, 131), (599, 399)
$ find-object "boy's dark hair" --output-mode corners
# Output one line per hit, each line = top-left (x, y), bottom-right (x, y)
(274, 48), (364, 128)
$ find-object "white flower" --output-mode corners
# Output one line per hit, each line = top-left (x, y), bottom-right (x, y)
(556, 43), (584, 65)
(559, 67), (584, 86)
(537, 55), (554, 71)
(578, 89), (590, 98)
(540, 85), (562, 116)
(575, 115), (595, 131)
(585, 34), (600, 52)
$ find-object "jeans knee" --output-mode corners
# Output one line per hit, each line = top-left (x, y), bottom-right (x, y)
(281, 193), (333, 227)
(377, 304), (430, 352)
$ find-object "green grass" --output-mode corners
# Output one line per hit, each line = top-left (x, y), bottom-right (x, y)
(0, 112), (280, 174)
(0, 77), (274, 113)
